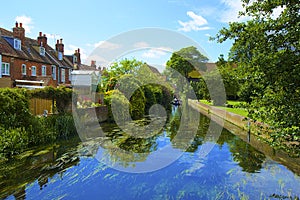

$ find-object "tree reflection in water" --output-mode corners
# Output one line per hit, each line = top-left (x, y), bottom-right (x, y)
(0, 105), (268, 199)
(167, 105), (266, 173)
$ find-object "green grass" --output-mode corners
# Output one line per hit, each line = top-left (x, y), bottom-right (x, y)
(199, 100), (213, 105)
(216, 106), (248, 117)
(199, 100), (248, 117)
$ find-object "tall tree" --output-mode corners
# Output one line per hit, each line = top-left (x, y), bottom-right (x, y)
(166, 46), (209, 79)
(214, 0), (300, 142)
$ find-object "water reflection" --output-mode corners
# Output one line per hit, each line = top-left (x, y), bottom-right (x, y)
(0, 137), (81, 199)
(1, 106), (300, 199)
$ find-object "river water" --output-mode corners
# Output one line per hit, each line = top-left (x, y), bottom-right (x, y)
(1, 106), (300, 199)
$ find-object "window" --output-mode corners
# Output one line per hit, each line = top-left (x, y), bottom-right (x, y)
(22, 64), (26, 75)
(61, 68), (65, 83)
(73, 55), (77, 63)
(41, 65), (46, 76)
(1, 63), (10, 75)
(69, 69), (72, 81)
(52, 65), (56, 80)
(31, 66), (36, 76)
(58, 52), (63, 60)
(40, 47), (45, 56)
(14, 39), (21, 50)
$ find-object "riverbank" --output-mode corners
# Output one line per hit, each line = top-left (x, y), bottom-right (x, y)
(188, 99), (300, 175)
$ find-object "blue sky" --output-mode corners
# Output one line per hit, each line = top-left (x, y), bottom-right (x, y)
(0, 0), (247, 68)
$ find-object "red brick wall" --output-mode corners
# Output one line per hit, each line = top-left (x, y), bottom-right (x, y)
(1, 55), (58, 87)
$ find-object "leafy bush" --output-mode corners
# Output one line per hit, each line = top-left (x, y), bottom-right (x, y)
(104, 90), (131, 122)
(0, 88), (31, 129)
(0, 127), (28, 158)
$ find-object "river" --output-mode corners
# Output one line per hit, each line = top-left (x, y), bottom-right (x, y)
(1, 106), (300, 199)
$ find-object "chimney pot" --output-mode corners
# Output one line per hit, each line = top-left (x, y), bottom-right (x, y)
(20, 23), (23, 28)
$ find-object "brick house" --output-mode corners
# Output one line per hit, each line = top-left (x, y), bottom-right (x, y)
(0, 22), (73, 88)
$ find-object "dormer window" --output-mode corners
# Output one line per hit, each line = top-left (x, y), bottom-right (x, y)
(14, 39), (21, 50)
(40, 47), (45, 56)
(73, 55), (78, 64)
(58, 52), (63, 60)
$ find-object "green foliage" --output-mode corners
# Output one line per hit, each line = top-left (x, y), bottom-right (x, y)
(109, 58), (144, 77)
(166, 46), (209, 78)
(104, 90), (131, 122)
(0, 87), (77, 159)
(214, 0), (300, 148)
(0, 127), (28, 158)
(29, 86), (73, 114)
(142, 84), (173, 115)
(190, 79), (209, 101)
(99, 58), (144, 92)
(217, 63), (240, 100)
(0, 114), (77, 159)
(0, 88), (31, 129)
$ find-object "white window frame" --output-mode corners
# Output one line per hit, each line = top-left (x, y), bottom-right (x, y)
(14, 39), (21, 50)
(2, 62), (10, 75)
(22, 64), (26, 75)
(61, 68), (65, 83)
(58, 52), (63, 61)
(40, 47), (45, 56)
(69, 69), (72, 81)
(41, 65), (46, 76)
(31, 66), (36, 76)
(52, 65), (56, 80)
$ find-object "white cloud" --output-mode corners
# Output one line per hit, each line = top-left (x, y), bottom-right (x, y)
(218, 0), (248, 23)
(15, 15), (33, 33)
(45, 33), (62, 40)
(142, 49), (167, 59)
(178, 11), (211, 32)
(141, 47), (173, 59)
(205, 33), (211, 37)
(64, 44), (78, 55)
(87, 41), (121, 50)
(64, 44), (88, 62)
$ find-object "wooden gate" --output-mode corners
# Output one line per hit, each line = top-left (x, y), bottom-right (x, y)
(30, 98), (53, 115)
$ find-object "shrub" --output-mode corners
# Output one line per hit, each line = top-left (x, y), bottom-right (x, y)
(0, 127), (28, 157)
(0, 88), (31, 129)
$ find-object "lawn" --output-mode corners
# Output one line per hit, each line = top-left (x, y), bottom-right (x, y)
(199, 100), (248, 117)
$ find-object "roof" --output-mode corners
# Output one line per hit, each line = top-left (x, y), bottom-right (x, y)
(0, 27), (73, 68)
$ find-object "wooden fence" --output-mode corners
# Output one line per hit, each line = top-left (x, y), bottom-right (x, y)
(30, 98), (53, 115)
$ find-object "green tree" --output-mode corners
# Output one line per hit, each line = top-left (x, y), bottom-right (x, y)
(214, 0), (300, 143)
(216, 59), (240, 100)
(166, 46), (209, 79)
(109, 58), (143, 78)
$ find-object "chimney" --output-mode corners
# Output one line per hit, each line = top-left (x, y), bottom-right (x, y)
(13, 22), (25, 45)
(37, 32), (48, 49)
(55, 38), (64, 54)
(91, 60), (96, 68)
(74, 48), (81, 65)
